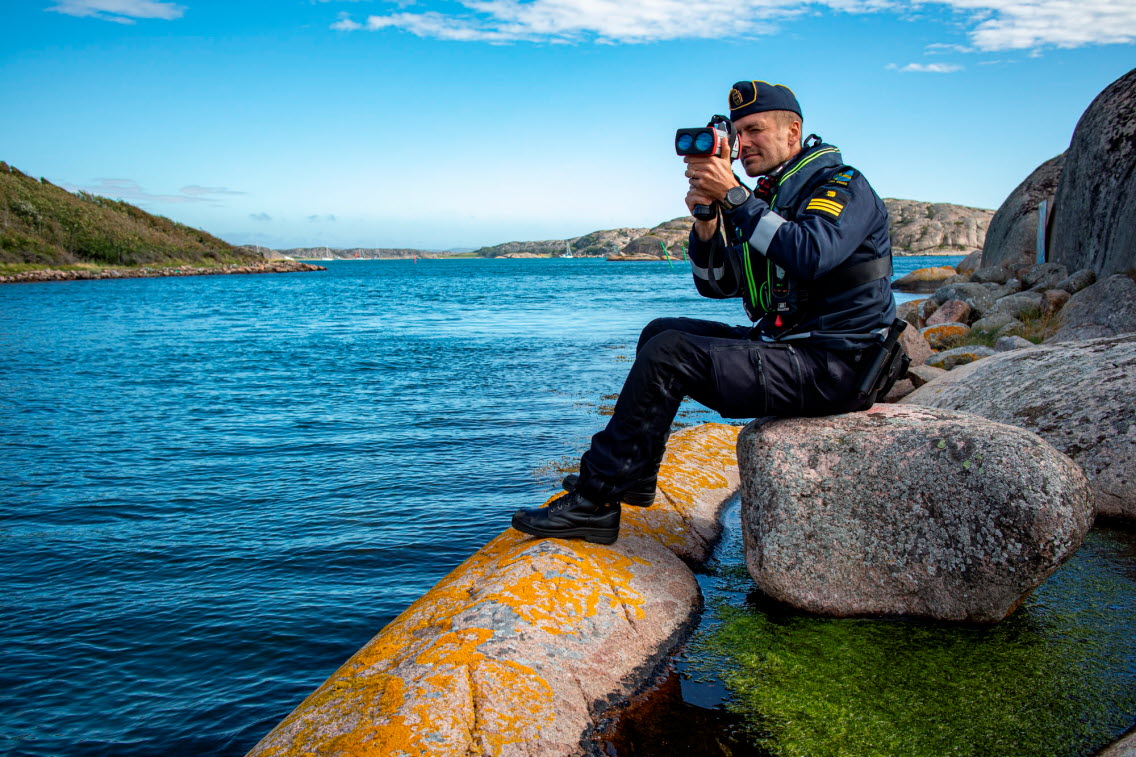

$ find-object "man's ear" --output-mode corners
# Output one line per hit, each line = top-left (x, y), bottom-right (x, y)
(788, 118), (802, 149)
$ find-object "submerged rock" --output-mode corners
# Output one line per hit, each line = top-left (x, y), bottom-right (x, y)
(892, 266), (960, 293)
(737, 405), (1093, 623)
(904, 334), (1136, 519)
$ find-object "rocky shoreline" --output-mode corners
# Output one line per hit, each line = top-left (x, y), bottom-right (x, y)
(0, 259), (325, 285)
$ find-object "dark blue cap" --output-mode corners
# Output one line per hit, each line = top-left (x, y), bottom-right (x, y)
(728, 80), (802, 122)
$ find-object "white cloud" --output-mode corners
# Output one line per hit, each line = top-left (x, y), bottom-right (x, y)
(77, 179), (244, 205)
(180, 185), (246, 197)
(47, 0), (184, 23)
(329, 0), (1136, 51)
(249, 213), (273, 222)
(331, 12), (364, 30)
(887, 62), (965, 71)
(952, 0), (1136, 50)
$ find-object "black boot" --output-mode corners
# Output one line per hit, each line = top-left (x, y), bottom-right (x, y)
(561, 473), (656, 508)
(511, 491), (621, 545)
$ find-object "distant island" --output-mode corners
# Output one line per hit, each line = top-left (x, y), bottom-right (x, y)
(2, 159), (993, 281)
(284, 200), (992, 263)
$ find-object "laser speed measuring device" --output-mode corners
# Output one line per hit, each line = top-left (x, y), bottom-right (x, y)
(675, 115), (739, 220)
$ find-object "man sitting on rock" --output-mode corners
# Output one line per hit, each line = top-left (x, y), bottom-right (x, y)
(512, 80), (897, 545)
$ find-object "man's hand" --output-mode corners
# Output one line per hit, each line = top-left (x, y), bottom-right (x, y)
(684, 142), (737, 241)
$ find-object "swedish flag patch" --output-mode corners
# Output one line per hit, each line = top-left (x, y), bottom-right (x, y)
(805, 187), (848, 220)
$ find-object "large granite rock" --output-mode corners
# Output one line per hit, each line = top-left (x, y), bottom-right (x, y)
(1049, 68), (1136, 278)
(737, 405), (1093, 623)
(981, 154), (1064, 269)
(1048, 274), (1136, 343)
(903, 334), (1136, 519)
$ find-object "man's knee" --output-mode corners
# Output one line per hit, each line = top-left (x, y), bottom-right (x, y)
(637, 318), (688, 354)
(637, 328), (700, 368)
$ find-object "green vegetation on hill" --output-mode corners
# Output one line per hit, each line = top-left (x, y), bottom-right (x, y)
(0, 161), (256, 271)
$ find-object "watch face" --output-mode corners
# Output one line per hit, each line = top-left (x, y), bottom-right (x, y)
(727, 186), (749, 207)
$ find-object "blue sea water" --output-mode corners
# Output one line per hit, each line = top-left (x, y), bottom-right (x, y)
(1, 256), (957, 755)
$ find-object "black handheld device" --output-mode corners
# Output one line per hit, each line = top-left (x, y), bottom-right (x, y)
(675, 115), (739, 220)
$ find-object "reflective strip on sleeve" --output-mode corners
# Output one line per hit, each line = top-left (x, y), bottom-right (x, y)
(748, 211), (787, 254)
(690, 259), (725, 280)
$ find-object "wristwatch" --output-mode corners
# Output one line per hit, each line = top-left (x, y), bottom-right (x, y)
(722, 184), (751, 211)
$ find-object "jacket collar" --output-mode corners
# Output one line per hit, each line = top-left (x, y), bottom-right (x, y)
(770, 135), (843, 209)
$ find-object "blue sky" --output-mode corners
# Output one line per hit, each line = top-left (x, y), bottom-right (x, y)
(1, 1), (1132, 250)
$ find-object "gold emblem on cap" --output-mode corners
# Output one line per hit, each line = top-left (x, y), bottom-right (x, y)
(730, 81), (759, 110)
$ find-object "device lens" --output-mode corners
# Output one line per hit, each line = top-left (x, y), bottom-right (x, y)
(694, 132), (714, 153)
(676, 134), (694, 152)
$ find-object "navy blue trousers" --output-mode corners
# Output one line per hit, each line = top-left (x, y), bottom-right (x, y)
(575, 317), (864, 505)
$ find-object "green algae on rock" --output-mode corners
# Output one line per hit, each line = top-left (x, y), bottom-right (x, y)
(684, 527), (1136, 757)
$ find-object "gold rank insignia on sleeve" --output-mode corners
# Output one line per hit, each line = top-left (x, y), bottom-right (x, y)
(805, 196), (845, 219)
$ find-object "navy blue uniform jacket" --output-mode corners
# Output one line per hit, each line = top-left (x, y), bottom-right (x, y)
(688, 139), (896, 352)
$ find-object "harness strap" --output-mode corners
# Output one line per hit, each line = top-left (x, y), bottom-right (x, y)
(811, 255), (892, 298)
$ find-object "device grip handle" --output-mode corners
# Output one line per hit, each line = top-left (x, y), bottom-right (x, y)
(692, 202), (717, 221)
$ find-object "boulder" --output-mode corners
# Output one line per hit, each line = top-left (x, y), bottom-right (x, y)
(995, 335), (1034, 352)
(1042, 289), (1070, 316)
(897, 299), (923, 328)
(1052, 268), (1096, 295)
(971, 313), (1023, 339)
(971, 265), (1011, 284)
(956, 249), (983, 276)
(926, 345), (996, 370)
(882, 378), (915, 403)
(892, 266), (960, 293)
(1049, 68), (1136, 278)
(907, 364), (946, 388)
(926, 299), (972, 327)
(930, 282), (1012, 317)
(1004, 278), (1024, 293)
(899, 326), (933, 368)
(1048, 274), (1136, 343)
(1023, 262), (1069, 291)
(903, 334), (1136, 519)
(919, 298), (939, 324)
(981, 153), (1065, 269)
(920, 322), (970, 351)
(737, 405), (1093, 623)
(990, 291), (1046, 320)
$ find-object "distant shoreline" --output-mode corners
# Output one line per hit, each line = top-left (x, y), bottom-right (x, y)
(0, 260), (325, 285)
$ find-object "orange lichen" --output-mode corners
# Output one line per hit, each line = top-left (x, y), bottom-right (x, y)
(247, 422), (741, 757)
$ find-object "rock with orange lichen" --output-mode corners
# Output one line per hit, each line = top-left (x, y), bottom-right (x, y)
(246, 423), (740, 757)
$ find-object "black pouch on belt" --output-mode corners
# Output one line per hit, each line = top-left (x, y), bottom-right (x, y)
(855, 318), (910, 410)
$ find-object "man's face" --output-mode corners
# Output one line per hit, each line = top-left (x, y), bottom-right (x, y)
(733, 111), (802, 177)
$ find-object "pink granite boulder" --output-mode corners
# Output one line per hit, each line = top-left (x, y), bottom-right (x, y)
(737, 405), (1093, 623)
(926, 299), (973, 327)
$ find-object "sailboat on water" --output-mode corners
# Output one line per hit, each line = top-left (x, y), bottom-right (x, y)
(560, 240), (574, 259)
(320, 246), (334, 261)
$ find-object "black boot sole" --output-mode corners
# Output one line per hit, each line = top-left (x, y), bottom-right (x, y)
(510, 514), (619, 545)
